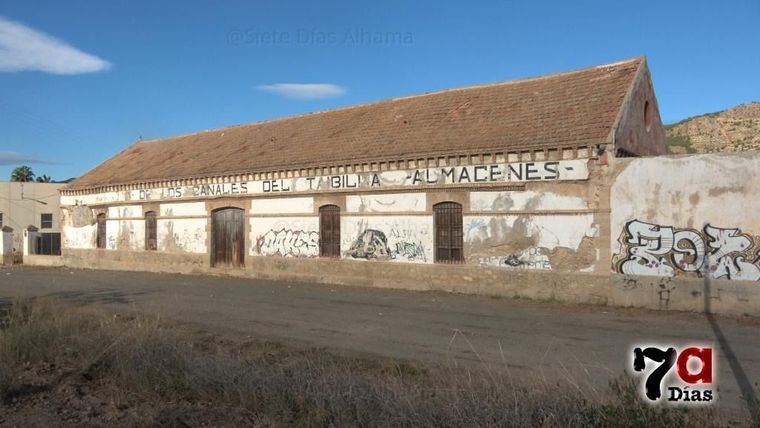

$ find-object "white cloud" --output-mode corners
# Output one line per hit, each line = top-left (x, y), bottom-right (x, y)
(0, 151), (57, 165)
(0, 16), (111, 74)
(256, 83), (346, 100)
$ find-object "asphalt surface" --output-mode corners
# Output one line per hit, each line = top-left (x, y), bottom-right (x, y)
(1, 266), (758, 419)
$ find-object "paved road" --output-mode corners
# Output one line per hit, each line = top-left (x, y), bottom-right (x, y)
(1, 267), (758, 419)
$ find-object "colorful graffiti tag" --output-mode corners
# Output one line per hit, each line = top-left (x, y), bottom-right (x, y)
(613, 220), (760, 280)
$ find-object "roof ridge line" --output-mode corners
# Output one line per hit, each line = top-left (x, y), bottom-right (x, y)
(136, 56), (645, 146)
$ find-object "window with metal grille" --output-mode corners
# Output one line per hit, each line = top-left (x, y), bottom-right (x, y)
(145, 211), (157, 251)
(319, 205), (341, 258)
(433, 202), (464, 263)
(96, 213), (107, 249)
(35, 233), (61, 255)
(41, 213), (53, 229)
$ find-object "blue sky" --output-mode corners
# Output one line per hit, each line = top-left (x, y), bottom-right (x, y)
(0, 0), (758, 181)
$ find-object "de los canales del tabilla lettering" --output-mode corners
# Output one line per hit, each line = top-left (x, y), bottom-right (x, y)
(135, 160), (584, 201)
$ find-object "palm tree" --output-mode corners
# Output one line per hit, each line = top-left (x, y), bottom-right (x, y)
(36, 174), (53, 183)
(10, 165), (35, 182)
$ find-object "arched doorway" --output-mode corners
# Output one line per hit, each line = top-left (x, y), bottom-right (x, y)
(433, 202), (463, 263)
(211, 207), (245, 267)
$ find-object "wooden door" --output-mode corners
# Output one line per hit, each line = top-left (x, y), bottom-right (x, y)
(96, 213), (107, 249)
(211, 208), (245, 268)
(433, 202), (463, 263)
(319, 205), (341, 257)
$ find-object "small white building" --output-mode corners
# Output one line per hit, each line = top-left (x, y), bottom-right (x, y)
(0, 181), (64, 261)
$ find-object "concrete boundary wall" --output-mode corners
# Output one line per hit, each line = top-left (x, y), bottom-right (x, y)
(61, 249), (759, 317)
(23, 255), (65, 267)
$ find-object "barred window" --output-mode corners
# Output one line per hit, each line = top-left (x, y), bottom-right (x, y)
(41, 213), (53, 229)
(433, 202), (464, 263)
(145, 211), (157, 251)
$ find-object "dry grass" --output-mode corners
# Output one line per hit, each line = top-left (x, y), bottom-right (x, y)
(0, 299), (736, 427)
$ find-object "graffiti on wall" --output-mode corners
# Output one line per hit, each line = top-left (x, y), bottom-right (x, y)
(479, 247), (552, 270)
(388, 227), (427, 261)
(613, 219), (760, 280)
(255, 228), (319, 257)
(347, 228), (427, 262)
(392, 240), (426, 261)
(348, 229), (390, 259)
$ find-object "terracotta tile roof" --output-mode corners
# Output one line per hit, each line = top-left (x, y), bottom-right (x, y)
(69, 57), (644, 190)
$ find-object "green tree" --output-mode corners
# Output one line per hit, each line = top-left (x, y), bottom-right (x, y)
(10, 165), (35, 182)
(35, 174), (53, 183)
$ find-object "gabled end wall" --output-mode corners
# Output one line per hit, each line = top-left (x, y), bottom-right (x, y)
(610, 59), (668, 157)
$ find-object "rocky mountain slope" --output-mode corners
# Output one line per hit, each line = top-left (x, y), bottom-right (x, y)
(666, 102), (760, 154)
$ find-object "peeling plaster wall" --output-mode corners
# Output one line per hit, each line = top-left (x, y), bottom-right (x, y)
(107, 205), (142, 219)
(342, 216), (433, 263)
(105, 204), (146, 251)
(346, 193), (425, 213)
(59, 185), (604, 270)
(465, 214), (598, 271)
(59, 161), (608, 274)
(470, 191), (588, 211)
(611, 152), (760, 280)
(105, 219), (145, 251)
(250, 216), (319, 257)
(251, 197), (314, 215)
(160, 202), (207, 217)
(157, 218), (207, 254)
(61, 206), (97, 249)
(61, 225), (96, 249)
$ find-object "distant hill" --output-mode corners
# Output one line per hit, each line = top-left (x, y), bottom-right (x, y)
(666, 102), (760, 154)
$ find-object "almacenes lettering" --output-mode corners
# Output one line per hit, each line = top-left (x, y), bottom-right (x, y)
(134, 160), (581, 200)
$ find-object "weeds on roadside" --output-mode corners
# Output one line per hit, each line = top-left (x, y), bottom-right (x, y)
(0, 300), (740, 426)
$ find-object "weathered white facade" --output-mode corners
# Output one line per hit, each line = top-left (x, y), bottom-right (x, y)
(60, 157), (604, 270)
(611, 152), (760, 281)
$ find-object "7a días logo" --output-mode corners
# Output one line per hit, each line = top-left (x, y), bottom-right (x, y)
(631, 345), (714, 403)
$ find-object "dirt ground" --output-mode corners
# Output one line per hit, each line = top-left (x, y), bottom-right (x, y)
(1, 266), (758, 420)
